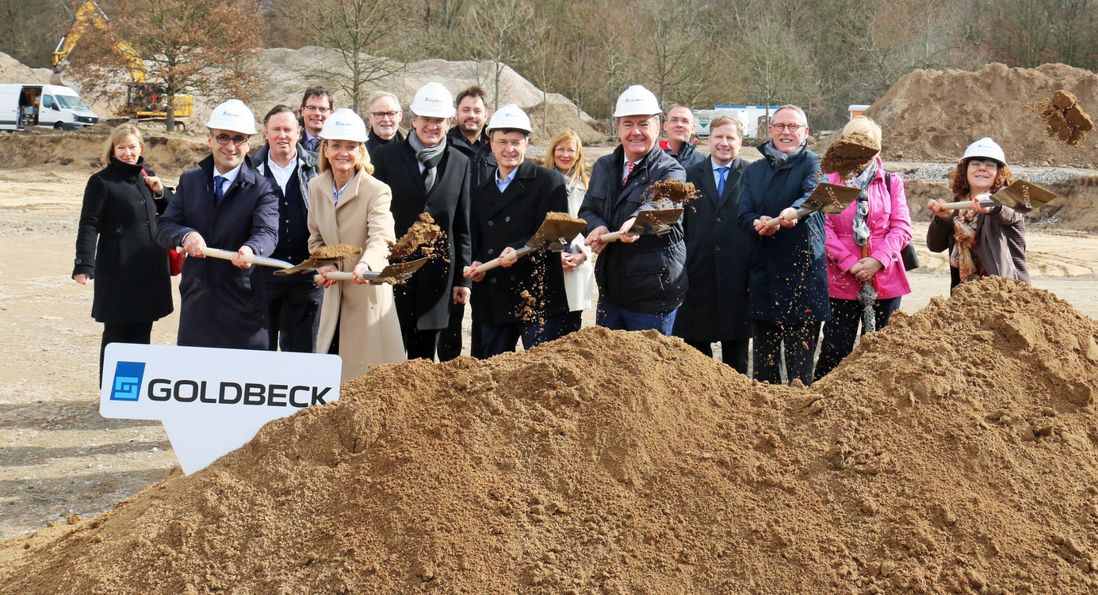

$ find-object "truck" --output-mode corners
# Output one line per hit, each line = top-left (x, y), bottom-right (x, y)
(0, 83), (99, 131)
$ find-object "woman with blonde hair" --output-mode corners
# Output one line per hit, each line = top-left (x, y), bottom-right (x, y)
(927, 137), (1027, 289)
(309, 109), (405, 379)
(547, 130), (594, 332)
(73, 124), (173, 379)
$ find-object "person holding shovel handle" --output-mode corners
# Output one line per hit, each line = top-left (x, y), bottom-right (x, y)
(463, 105), (571, 357)
(926, 137), (1029, 290)
(814, 117), (912, 381)
(73, 124), (173, 380)
(307, 109), (405, 379)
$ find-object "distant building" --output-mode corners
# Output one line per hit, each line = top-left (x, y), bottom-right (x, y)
(694, 105), (781, 139)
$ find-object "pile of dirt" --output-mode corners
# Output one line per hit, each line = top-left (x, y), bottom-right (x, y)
(0, 128), (208, 178)
(2, 278), (1097, 592)
(0, 51), (50, 84)
(1036, 89), (1095, 146)
(867, 63), (1098, 167)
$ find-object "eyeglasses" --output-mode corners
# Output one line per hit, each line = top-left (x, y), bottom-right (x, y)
(968, 159), (999, 170)
(769, 123), (804, 133)
(371, 111), (399, 120)
(302, 105), (331, 113)
(213, 133), (249, 146)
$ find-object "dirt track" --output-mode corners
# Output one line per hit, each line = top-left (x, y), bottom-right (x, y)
(2, 165), (1098, 541)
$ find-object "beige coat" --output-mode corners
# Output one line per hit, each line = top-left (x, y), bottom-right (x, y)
(308, 169), (406, 380)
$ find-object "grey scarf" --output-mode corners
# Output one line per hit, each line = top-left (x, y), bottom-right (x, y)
(762, 140), (806, 163)
(849, 159), (879, 248)
(408, 130), (446, 193)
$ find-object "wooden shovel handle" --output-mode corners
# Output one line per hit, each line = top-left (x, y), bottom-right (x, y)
(463, 245), (534, 275)
(935, 199), (997, 211)
(760, 207), (811, 230)
(178, 246), (292, 269)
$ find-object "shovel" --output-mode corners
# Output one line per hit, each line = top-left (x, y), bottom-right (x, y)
(464, 212), (588, 275)
(599, 208), (684, 243)
(756, 183), (860, 230)
(177, 246), (293, 270)
(317, 257), (430, 285)
(273, 254), (348, 276)
(935, 180), (1057, 211)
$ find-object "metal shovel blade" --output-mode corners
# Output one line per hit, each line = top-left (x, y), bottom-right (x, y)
(803, 183), (861, 215)
(359, 257), (430, 283)
(992, 180), (1057, 211)
(273, 255), (347, 276)
(629, 208), (683, 235)
(526, 212), (588, 251)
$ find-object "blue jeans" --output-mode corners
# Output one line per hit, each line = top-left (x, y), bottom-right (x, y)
(481, 313), (570, 358)
(596, 299), (678, 335)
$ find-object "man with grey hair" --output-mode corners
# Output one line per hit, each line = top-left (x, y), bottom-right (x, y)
(365, 91), (404, 157)
(737, 104), (828, 385)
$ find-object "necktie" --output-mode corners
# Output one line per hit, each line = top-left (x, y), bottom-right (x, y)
(622, 161), (636, 185)
(716, 166), (729, 199)
(307, 137), (319, 152)
(214, 175), (226, 201)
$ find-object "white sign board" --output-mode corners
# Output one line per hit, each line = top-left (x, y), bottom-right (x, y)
(100, 343), (341, 474)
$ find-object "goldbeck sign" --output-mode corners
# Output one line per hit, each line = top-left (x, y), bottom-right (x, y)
(100, 343), (342, 474)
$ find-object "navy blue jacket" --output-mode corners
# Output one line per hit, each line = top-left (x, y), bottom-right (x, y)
(157, 155), (279, 349)
(665, 141), (706, 169)
(579, 144), (687, 313)
(736, 144), (829, 324)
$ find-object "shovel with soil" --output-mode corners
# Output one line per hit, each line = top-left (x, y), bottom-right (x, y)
(316, 213), (447, 285)
(934, 180), (1057, 212)
(599, 208), (684, 242)
(464, 212), (588, 275)
(820, 131), (880, 179)
(273, 244), (363, 276)
(317, 258), (430, 285)
(599, 179), (699, 243)
(756, 183), (861, 230)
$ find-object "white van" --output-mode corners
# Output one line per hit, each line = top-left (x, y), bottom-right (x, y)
(0, 83), (99, 131)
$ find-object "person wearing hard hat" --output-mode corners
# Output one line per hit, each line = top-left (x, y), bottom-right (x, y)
(926, 137), (1028, 289)
(462, 105), (571, 357)
(365, 91), (404, 158)
(737, 104), (826, 385)
(441, 85), (497, 360)
(660, 105), (706, 168)
(372, 82), (473, 361)
(307, 109), (405, 379)
(580, 84), (688, 335)
(157, 99), (279, 349)
(253, 104), (322, 353)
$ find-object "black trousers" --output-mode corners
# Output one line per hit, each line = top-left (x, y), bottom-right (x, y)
(751, 319), (822, 385)
(685, 339), (750, 375)
(264, 273), (322, 353)
(814, 296), (901, 381)
(100, 321), (154, 382)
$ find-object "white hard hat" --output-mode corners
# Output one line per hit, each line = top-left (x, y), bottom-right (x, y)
(486, 104), (532, 134)
(320, 108), (368, 143)
(613, 85), (661, 118)
(962, 137), (1006, 166)
(206, 99), (257, 135)
(410, 82), (456, 118)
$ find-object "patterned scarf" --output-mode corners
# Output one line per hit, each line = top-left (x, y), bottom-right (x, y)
(951, 208), (982, 282)
(847, 159), (878, 248)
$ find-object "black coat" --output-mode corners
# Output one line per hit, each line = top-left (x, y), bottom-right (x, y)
(579, 144), (687, 313)
(74, 157), (173, 324)
(673, 157), (752, 341)
(447, 127), (496, 190)
(470, 160), (570, 326)
(736, 144), (829, 324)
(157, 155), (279, 349)
(366, 129), (405, 159)
(371, 138), (472, 330)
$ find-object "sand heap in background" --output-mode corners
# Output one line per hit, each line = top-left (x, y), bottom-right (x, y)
(0, 127), (208, 175)
(2, 278), (1097, 593)
(868, 63), (1098, 167)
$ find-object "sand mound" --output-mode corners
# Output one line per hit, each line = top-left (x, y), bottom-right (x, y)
(0, 52), (50, 84)
(868, 63), (1098, 167)
(0, 128), (208, 177)
(2, 279), (1098, 592)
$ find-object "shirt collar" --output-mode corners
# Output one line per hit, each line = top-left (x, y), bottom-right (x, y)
(213, 163), (243, 186)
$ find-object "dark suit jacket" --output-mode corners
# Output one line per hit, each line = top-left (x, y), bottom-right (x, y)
(157, 155), (279, 349)
(371, 139), (472, 330)
(470, 160), (569, 326)
(74, 157), (173, 324)
(673, 157), (752, 341)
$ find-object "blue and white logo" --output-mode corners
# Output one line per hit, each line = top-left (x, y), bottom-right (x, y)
(110, 361), (146, 401)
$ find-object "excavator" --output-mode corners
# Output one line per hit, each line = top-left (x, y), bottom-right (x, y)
(51, 1), (193, 124)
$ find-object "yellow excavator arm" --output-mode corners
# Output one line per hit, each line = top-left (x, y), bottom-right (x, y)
(52, 1), (146, 84)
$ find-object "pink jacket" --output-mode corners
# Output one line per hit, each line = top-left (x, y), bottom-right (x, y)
(824, 159), (912, 300)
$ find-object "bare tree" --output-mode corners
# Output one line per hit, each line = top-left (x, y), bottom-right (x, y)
(460, 0), (535, 108)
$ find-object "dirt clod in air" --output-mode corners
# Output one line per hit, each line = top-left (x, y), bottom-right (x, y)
(389, 212), (445, 262)
(644, 179), (700, 209)
(308, 243), (361, 260)
(820, 131), (880, 178)
(3, 278), (1098, 593)
(1036, 89), (1094, 146)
